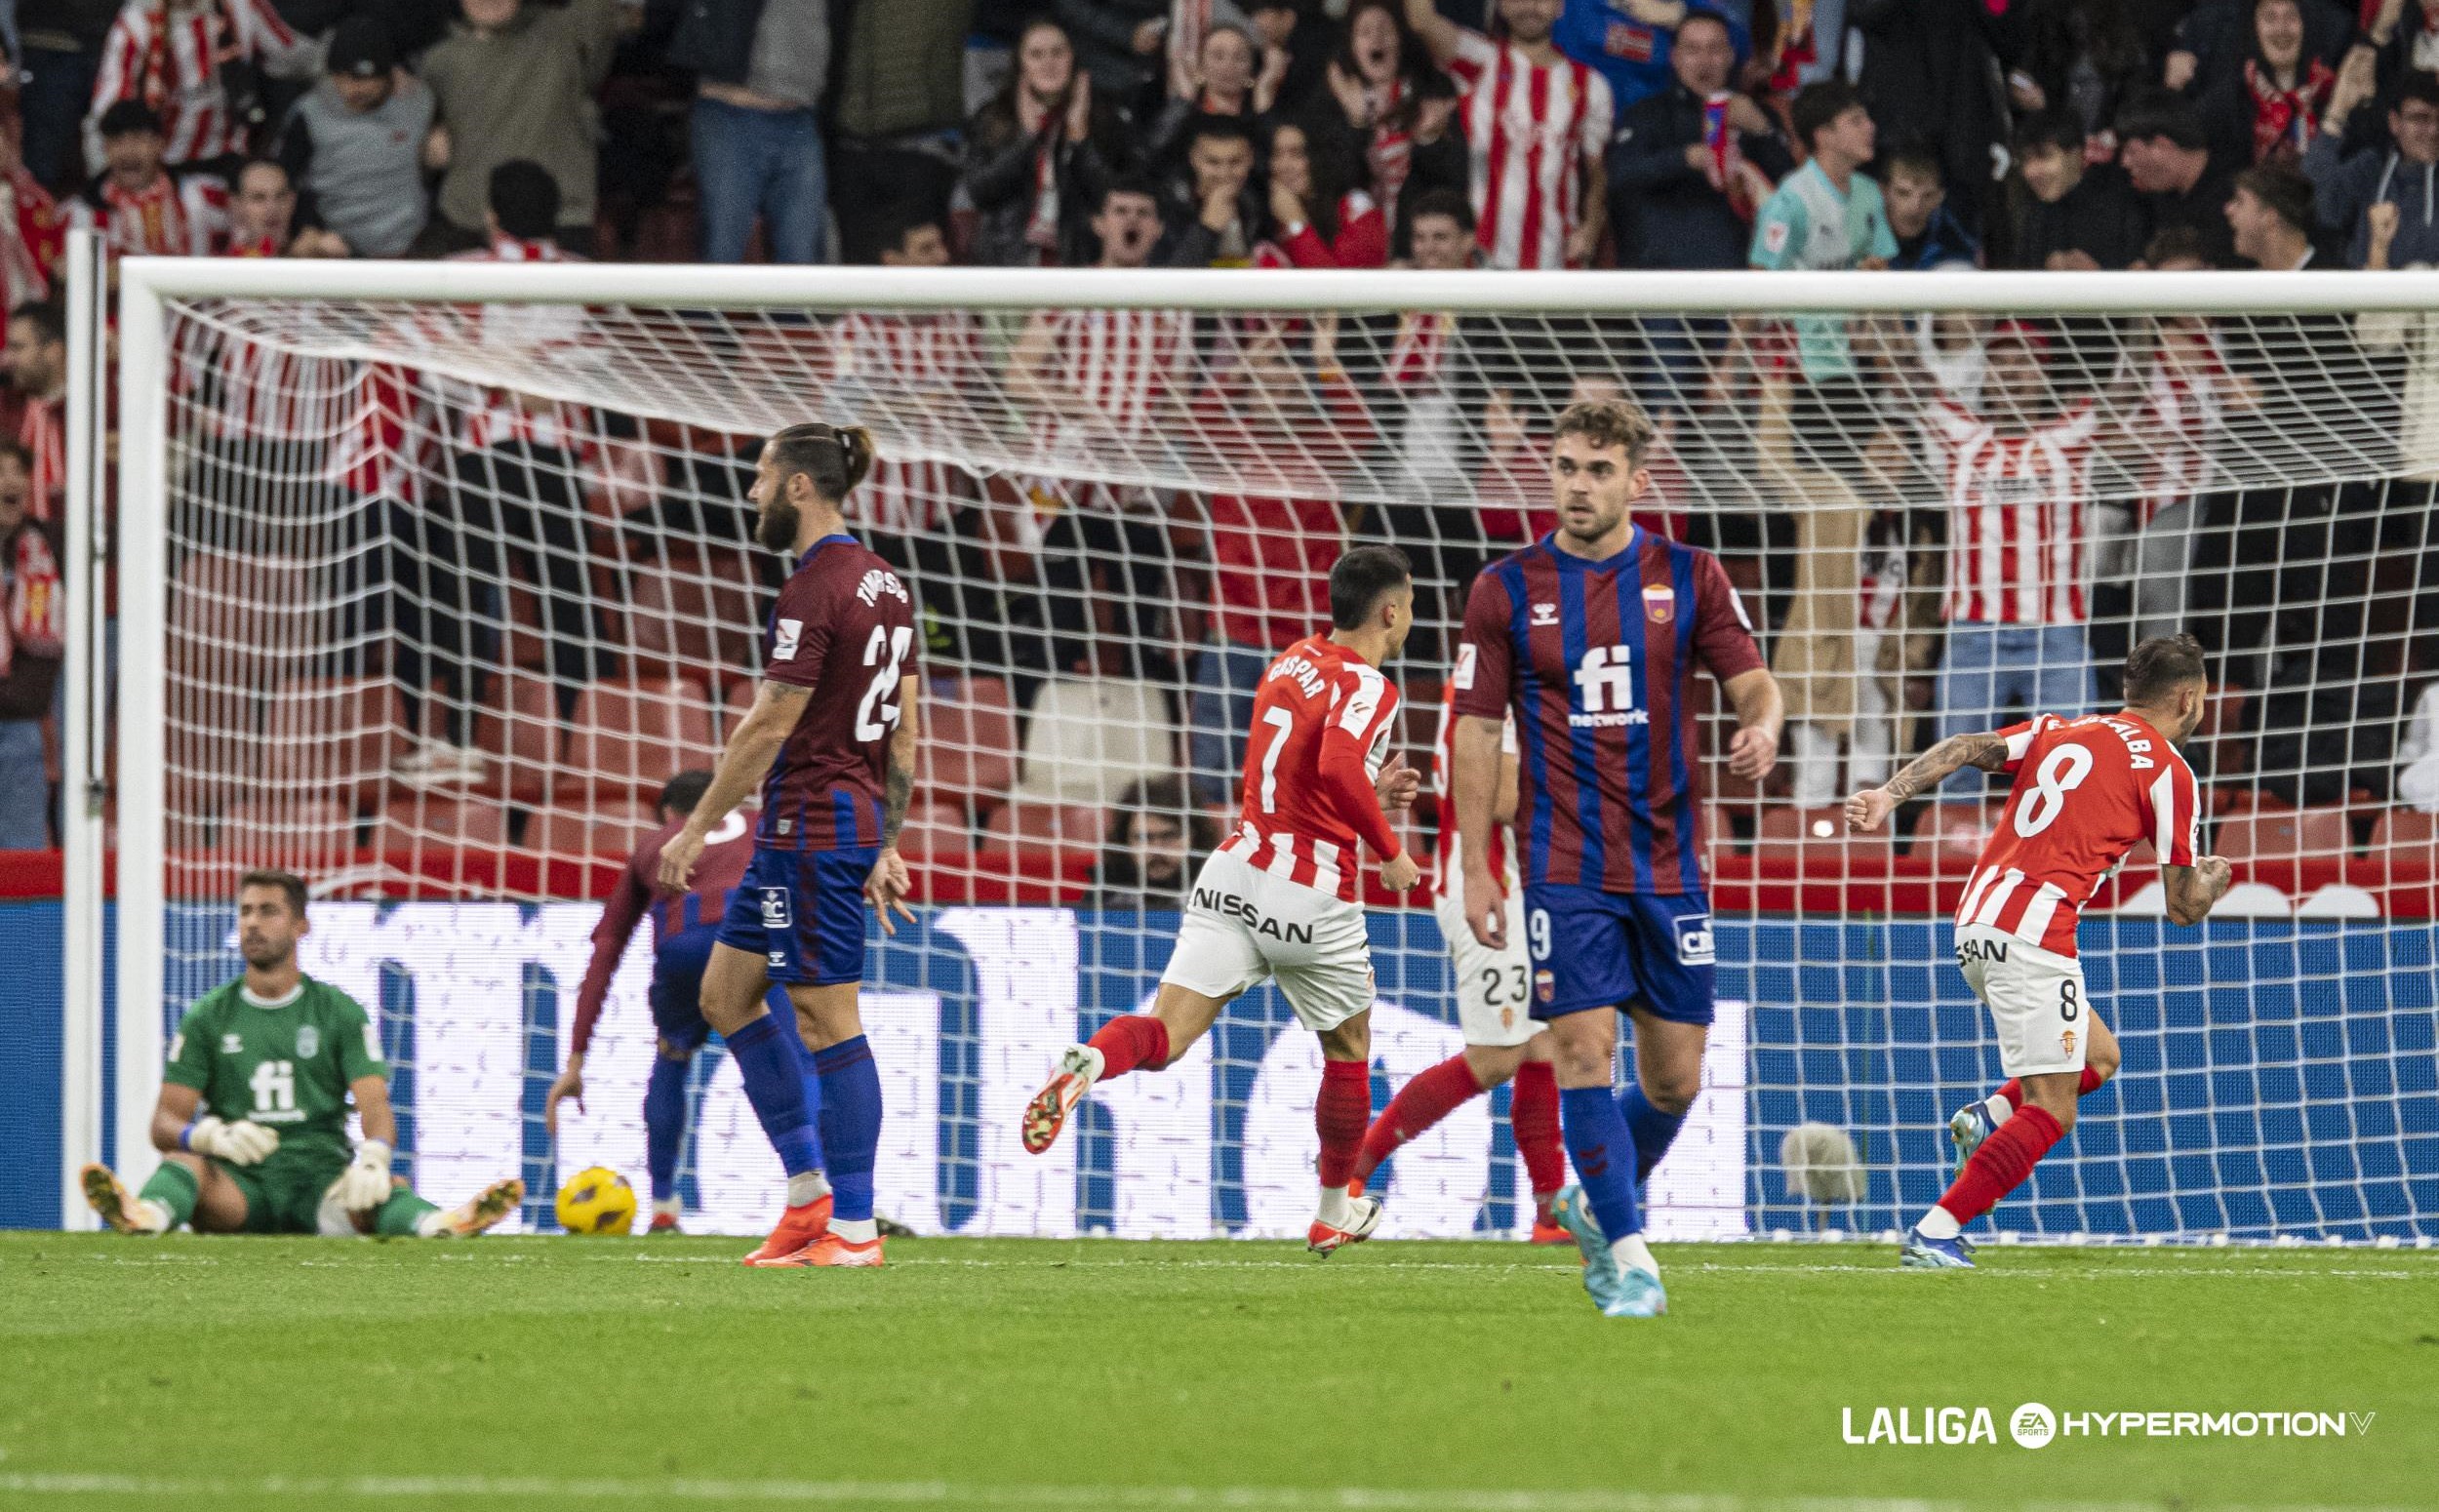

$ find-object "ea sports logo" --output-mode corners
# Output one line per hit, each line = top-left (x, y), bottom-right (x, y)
(2011, 1403), (2058, 1449)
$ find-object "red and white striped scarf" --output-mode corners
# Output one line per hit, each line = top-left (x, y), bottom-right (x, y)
(0, 521), (62, 681)
(2246, 58), (2334, 163)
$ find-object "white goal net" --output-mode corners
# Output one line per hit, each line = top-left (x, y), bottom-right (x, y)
(93, 261), (2439, 1243)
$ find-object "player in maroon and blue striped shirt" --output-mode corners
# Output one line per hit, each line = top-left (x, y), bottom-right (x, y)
(1450, 398), (1781, 1317)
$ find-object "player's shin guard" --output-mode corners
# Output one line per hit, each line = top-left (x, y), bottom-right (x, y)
(1086, 1015), (1170, 1080)
(1618, 1085), (1688, 1187)
(813, 1035), (882, 1229)
(727, 1015), (823, 1177)
(1510, 1061), (1566, 1202)
(374, 1187), (441, 1237)
(643, 1054), (690, 1206)
(1929, 1103), (2065, 1229)
(136, 1161), (199, 1232)
(1560, 1085), (1643, 1242)
(1353, 1054), (1481, 1184)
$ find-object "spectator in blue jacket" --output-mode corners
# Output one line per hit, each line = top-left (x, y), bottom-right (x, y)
(1882, 147), (1981, 268)
(2303, 65), (2439, 267)
(1554, 0), (1748, 114)
(1606, 9), (1785, 268)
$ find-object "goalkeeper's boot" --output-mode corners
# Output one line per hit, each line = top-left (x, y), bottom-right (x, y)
(1306, 1195), (1382, 1256)
(1020, 1044), (1103, 1155)
(1899, 1226), (1977, 1269)
(742, 1193), (832, 1266)
(81, 1165), (162, 1235)
(768, 1231), (885, 1268)
(434, 1177), (523, 1236)
(1949, 1100), (1997, 1180)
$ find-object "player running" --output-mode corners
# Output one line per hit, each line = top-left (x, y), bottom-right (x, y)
(658, 421), (917, 1270)
(81, 870), (522, 1238)
(544, 770), (820, 1244)
(1453, 398), (1782, 1317)
(1348, 687), (1569, 1244)
(1846, 635), (2232, 1268)
(1020, 546), (1424, 1255)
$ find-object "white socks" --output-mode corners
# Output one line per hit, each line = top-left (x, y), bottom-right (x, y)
(786, 1171), (832, 1209)
(653, 1196), (682, 1218)
(1983, 1093), (2015, 1125)
(831, 1217), (878, 1244)
(1315, 1185), (1353, 1228)
(132, 1199), (171, 1234)
(415, 1210), (448, 1238)
(1610, 1233), (1659, 1279)
(1916, 1206), (1963, 1240)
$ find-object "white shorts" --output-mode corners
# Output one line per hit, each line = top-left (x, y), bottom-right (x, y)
(1956, 925), (2091, 1078)
(1161, 850), (1376, 1033)
(1434, 879), (1540, 1049)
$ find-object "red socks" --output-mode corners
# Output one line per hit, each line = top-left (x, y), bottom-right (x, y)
(1315, 1059), (1371, 1190)
(1087, 1015), (1171, 1079)
(1353, 1054), (1484, 1182)
(1935, 1103), (2064, 1225)
(1508, 1060), (1565, 1199)
(1991, 1066), (2104, 1108)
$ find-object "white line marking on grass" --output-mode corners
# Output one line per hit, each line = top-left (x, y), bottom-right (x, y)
(0, 1473), (2417, 1512)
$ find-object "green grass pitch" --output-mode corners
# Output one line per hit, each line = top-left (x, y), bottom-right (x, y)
(2, 1233), (2434, 1512)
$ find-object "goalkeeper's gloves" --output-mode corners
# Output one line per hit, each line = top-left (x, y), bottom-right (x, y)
(333, 1139), (394, 1212)
(182, 1115), (279, 1166)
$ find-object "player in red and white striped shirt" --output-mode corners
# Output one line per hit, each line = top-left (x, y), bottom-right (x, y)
(88, 0), (319, 170)
(1021, 548), (1423, 1255)
(1346, 685), (1571, 1241)
(1920, 325), (2105, 743)
(1845, 635), (2232, 1266)
(1404, 0), (1612, 269)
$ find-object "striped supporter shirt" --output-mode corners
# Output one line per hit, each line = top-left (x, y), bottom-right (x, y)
(1443, 28), (1613, 269)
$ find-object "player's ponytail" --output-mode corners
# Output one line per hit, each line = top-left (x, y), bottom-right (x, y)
(766, 421), (876, 504)
(835, 424), (874, 497)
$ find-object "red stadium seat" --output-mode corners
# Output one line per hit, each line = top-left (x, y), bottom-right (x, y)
(218, 795), (358, 871)
(524, 801), (663, 858)
(1911, 802), (1994, 864)
(896, 802), (970, 863)
(564, 678), (720, 796)
(262, 677), (407, 805)
(377, 795), (510, 854)
(1751, 805), (1890, 869)
(979, 801), (1107, 860)
(921, 676), (1019, 815)
(2213, 804), (2349, 863)
(471, 672), (562, 800)
(2368, 809), (2439, 869)
(626, 549), (761, 687)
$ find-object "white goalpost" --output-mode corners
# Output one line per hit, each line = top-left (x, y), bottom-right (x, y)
(73, 256), (2439, 1242)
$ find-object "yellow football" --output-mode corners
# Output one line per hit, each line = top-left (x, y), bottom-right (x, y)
(553, 1166), (638, 1236)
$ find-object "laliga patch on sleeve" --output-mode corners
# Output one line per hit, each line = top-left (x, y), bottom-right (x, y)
(363, 1023), (383, 1064)
(773, 617), (803, 660)
(1674, 911), (1716, 967)
(1453, 644), (1478, 691)
(1761, 219), (1789, 256)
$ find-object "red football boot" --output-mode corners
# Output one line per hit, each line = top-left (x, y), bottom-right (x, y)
(763, 1231), (885, 1268)
(741, 1194), (832, 1266)
(648, 1210), (682, 1235)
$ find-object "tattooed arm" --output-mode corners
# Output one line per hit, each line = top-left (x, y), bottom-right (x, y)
(1843, 731), (2011, 834)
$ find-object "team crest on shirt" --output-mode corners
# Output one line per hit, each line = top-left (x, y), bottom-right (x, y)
(1643, 584), (1675, 623)
(1535, 969), (1555, 1003)
(296, 1025), (319, 1058)
(2060, 1029), (2077, 1057)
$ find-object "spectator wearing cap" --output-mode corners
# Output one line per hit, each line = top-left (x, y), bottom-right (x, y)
(85, 0), (322, 176)
(2010, 109), (2148, 270)
(1606, 8), (1788, 270)
(2303, 65), (2439, 269)
(1881, 147), (1979, 268)
(668, 0), (833, 264)
(1554, 0), (1749, 114)
(67, 101), (229, 256)
(275, 17), (434, 258)
(2117, 90), (2242, 268)
(419, 0), (643, 257)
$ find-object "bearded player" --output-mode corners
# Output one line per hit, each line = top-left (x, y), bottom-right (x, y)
(659, 421), (917, 1270)
(1848, 635), (2232, 1267)
(1454, 398), (1782, 1317)
(1021, 546), (1424, 1254)
(81, 870), (522, 1238)
(1348, 689), (1569, 1244)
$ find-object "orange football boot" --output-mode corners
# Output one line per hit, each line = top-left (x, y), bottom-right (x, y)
(765, 1231), (885, 1268)
(741, 1194), (832, 1266)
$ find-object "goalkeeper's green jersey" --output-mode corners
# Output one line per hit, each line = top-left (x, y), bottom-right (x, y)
(163, 976), (386, 1174)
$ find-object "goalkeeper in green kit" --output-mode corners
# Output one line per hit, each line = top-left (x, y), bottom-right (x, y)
(81, 870), (523, 1238)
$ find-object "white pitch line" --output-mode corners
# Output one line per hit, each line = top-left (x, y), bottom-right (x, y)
(0, 1474), (2419, 1512)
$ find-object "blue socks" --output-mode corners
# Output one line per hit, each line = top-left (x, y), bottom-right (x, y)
(725, 1015), (822, 1177)
(812, 1035), (882, 1223)
(1560, 1085), (1643, 1244)
(643, 1052), (690, 1204)
(1619, 1085), (1688, 1187)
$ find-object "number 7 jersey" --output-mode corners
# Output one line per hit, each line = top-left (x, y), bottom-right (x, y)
(1217, 634), (1407, 903)
(756, 533), (918, 852)
(1959, 711), (2202, 958)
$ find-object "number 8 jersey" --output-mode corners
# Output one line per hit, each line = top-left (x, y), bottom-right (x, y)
(1958, 711), (2203, 958)
(756, 533), (918, 852)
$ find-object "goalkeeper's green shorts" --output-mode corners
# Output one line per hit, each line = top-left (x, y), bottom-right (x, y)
(218, 1157), (346, 1235)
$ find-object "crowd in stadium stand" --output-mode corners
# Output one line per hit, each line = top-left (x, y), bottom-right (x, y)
(0, 0), (2436, 882)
